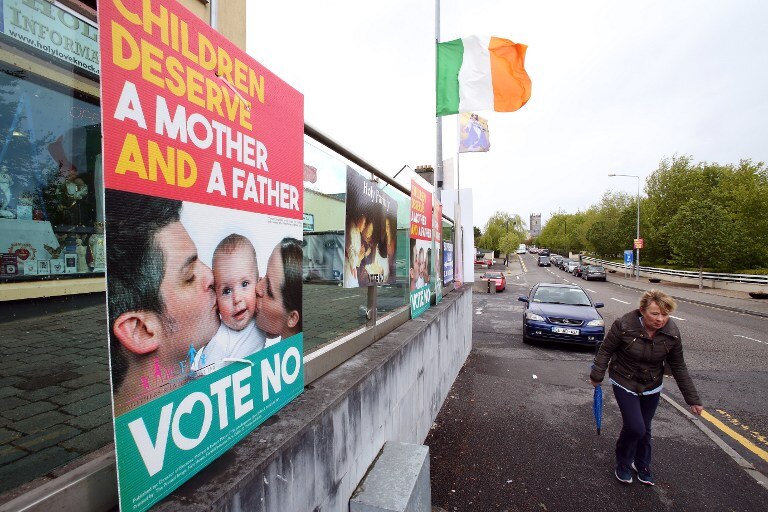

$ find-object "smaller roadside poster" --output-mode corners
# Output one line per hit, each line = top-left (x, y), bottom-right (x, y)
(410, 178), (432, 317)
(443, 241), (454, 285)
(343, 167), (398, 287)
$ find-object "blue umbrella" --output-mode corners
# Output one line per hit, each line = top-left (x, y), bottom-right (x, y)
(593, 385), (603, 435)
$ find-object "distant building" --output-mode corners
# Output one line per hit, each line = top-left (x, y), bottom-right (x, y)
(415, 165), (434, 185)
(529, 213), (542, 238)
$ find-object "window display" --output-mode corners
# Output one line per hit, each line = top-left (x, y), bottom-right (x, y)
(0, 61), (101, 281)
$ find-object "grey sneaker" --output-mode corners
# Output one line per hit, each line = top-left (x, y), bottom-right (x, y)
(615, 464), (633, 484)
(631, 462), (655, 486)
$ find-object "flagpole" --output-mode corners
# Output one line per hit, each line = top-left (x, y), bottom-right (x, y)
(435, 0), (443, 202)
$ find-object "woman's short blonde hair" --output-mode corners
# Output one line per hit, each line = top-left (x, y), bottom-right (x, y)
(639, 289), (677, 314)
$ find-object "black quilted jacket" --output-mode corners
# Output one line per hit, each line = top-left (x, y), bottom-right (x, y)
(590, 309), (701, 406)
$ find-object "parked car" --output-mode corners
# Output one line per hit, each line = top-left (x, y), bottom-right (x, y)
(551, 255), (563, 267)
(539, 248), (550, 256)
(558, 258), (571, 270)
(537, 255), (551, 267)
(481, 271), (506, 292)
(583, 265), (607, 281)
(565, 260), (579, 273)
(573, 262), (589, 278)
(518, 283), (605, 346)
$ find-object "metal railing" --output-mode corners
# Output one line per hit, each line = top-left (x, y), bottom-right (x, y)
(584, 257), (768, 285)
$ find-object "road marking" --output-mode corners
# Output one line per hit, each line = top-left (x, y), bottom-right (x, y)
(670, 315), (685, 321)
(585, 288), (597, 293)
(715, 409), (768, 449)
(734, 334), (767, 345)
(331, 295), (358, 301)
(661, 395), (768, 488)
(702, 410), (768, 463)
(610, 298), (630, 304)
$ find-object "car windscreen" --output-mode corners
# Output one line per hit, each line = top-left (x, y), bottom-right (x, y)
(485, 273), (502, 278)
(532, 287), (592, 306)
(587, 266), (604, 271)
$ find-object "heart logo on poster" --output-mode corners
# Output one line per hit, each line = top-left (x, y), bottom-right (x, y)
(15, 248), (30, 260)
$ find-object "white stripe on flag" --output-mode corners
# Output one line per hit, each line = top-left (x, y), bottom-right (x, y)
(458, 36), (493, 113)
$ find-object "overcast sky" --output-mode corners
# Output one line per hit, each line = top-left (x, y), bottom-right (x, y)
(246, 0), (768, 231)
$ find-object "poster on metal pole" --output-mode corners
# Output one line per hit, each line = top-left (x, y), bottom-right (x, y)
(410, 178), (432, 317)
(343, 167), (398, 287)
(98, 1), (304, 509)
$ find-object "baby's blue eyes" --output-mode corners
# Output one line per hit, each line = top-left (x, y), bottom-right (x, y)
(220, 281), (250, 296)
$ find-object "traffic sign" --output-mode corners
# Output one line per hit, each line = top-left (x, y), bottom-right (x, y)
(633, 238), (644, 249)
(624, 250), (634, 265)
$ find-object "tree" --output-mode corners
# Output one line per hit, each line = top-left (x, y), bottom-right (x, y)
(499, 231), (523, 263)
(474, 226), (482, 245)
(477, 211), (527, 257)
(667, 198), (735, 288)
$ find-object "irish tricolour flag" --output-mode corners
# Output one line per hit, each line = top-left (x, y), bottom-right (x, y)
(437, 36), (532, 117)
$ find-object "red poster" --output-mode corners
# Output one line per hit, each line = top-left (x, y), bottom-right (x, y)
(410, 180), (432, 241)
(100, 0), (303, 218)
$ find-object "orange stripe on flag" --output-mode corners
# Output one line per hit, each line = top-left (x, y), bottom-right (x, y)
(489, 37), (532, 112)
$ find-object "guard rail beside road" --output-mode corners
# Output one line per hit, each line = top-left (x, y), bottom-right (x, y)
(583, 257), (768, 293)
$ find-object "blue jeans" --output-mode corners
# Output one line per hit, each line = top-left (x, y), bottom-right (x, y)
(612, 384), (660, 469)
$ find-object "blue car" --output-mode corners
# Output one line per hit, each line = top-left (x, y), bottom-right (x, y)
(518, 283), (605, 346)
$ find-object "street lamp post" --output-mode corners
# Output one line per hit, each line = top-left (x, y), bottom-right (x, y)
(608, 173), (640, 280)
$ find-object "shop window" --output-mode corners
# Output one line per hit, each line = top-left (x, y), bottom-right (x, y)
(0, 63), (102, 281)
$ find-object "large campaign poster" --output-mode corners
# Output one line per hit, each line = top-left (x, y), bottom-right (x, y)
(410, 179), (432, 317)
(433, 198), (443, 303)
(98, 1), (304, 510)
(344, 167), (397, 287)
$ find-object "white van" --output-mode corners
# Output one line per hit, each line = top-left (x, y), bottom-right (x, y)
(516, 244), (527, 254)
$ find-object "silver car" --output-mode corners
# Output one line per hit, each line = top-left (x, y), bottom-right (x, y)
(583, 265), (607, 281)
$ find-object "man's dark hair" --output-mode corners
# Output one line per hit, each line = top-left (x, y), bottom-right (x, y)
(106, 189), (182, 390)
(278, 237), (303, 333)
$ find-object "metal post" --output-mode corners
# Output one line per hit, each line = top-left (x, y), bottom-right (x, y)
(434, 0), (442, 202)
(209, 0), (218, 30)
(635, 176), (640, 281)
(367, 285), (377, 328)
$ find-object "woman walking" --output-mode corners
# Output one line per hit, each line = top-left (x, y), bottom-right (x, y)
(590, 290), (703, 485)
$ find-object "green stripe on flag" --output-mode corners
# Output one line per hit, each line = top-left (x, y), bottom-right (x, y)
(436, 39), (464, 116)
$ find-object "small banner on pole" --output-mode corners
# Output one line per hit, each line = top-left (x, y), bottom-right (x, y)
(458, 113), (491, 153)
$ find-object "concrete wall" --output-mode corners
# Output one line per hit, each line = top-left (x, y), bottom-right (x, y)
(156, 287), (473, 511)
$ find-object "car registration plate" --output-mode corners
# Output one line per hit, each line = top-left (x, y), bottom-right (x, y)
(552, 327), (580, 335)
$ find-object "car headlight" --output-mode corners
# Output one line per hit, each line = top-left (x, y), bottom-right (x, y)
(526, 312), (545, 321)
(587, 319), (604, 327)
